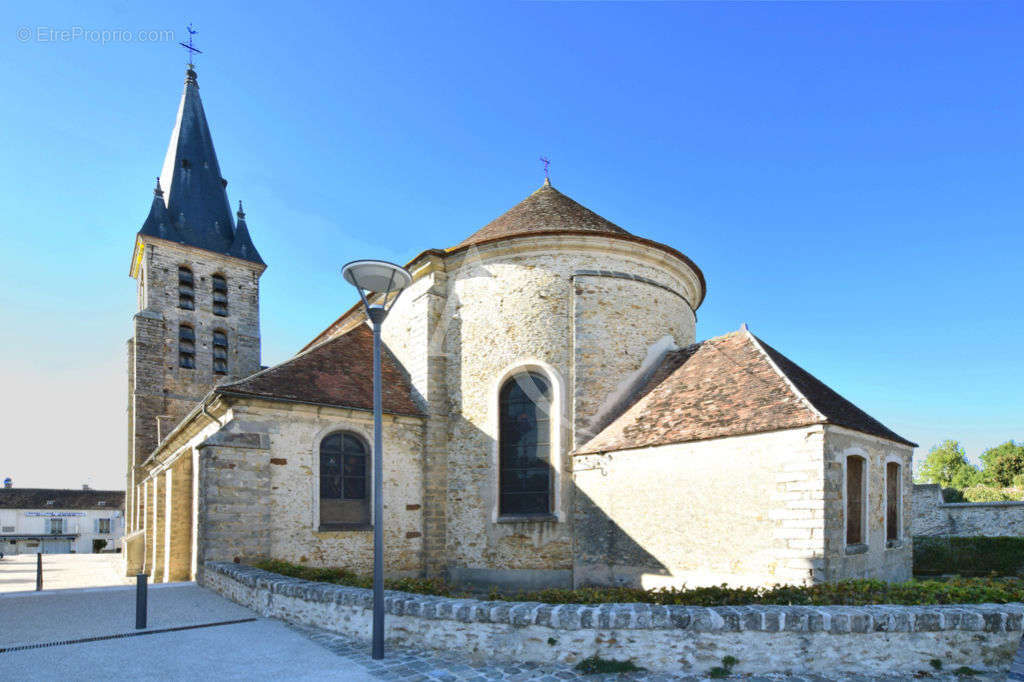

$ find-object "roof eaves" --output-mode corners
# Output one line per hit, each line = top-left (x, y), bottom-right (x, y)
(215, 389), (425, 419)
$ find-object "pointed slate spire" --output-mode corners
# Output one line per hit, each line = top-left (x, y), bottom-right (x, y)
(157, 65), (237, 255)
(227, 200), (265, 265)
(138, 177), (181, 242)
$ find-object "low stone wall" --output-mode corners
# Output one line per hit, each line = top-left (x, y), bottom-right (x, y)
(203, 561), (1023, 676)
(913, 484), (1024, 536)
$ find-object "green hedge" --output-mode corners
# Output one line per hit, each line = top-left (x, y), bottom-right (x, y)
(254, 559), (1024, 606)
(913, 536), (1024, 576)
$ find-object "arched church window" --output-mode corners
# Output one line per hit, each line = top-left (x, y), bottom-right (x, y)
(319, 432), (369, 528)
(846, 455), (867, 546)
(178, 266), (194, 310)
(212, 330), (228, 375)
(212, 274), (228, 317)
(178, 324), (195, 369)
(499, 372), (552, 516)
(886, 461), (901, 546)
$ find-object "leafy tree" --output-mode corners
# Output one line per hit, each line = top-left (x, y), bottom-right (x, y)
(917, 440), (980, 488)
(979, 441), (1024, 487)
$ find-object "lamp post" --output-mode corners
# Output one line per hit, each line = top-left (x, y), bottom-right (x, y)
(341, 259), (412, 660)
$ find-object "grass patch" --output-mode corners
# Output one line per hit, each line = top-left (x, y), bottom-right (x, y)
(574, 655), (645, 675)
(253, 559), (1024, 606)
(914, 536), (1024, 577)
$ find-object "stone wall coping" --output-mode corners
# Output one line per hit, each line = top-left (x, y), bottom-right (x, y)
(205, 561), (1024, 634)
(940, 501), (1024, 509)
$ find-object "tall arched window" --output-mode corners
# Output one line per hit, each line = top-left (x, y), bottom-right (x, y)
(499, 372), (552, 516)
(178, 266), (194, 310)
(319, 432), (369, 528)
(212, 330), (228, 375)
(846, 455), (866, 546)
(886, 461), (901, 545)
(178, 324), (195, 369)
(212, 274), (228, 317)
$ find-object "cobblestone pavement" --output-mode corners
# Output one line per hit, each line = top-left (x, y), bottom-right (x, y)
(292, 624), (1006, 682)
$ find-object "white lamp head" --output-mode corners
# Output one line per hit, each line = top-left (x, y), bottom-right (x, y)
(342, 259), (412, 294)
(342, 259), (413, 322)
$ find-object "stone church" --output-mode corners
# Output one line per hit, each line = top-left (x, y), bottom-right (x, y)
(123, 65), (917, 590)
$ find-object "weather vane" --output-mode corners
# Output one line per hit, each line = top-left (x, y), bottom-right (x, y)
(539, 156), (551, 180)
(179, 23), (202, 66)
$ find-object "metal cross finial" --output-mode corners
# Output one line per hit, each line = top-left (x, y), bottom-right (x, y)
(179, 23), (203, 67)
(539, 156), (551, 180)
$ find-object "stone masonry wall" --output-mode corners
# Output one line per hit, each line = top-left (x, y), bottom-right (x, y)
(912, 484), (1024, 536)
(822, 427), (913, 582)
(440, 237), (700, 586)
(127, 237), (264, 532)
(380, 263), (451, 579)
(196, 429), (272, 570)
(573, 427), (826, 588)
(235, 402), (426, 575)
(167, 454), (193, 581)
(204, 561), (1023, 677)
(572, 273), (695, 448)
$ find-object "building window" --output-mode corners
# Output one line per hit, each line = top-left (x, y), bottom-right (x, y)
(846, 455), (866, 546)
(319, 432), (369, 528)
(886, 462), (901, 545)
(499, 372), (552, 516)
(212, 274), (228, 317)
(46, 518), (64, 535)
(97, 518), (111, 534)
(178, 266), (195, 310)
(212, 330), (228, 375)
(178, 324), (195, 369)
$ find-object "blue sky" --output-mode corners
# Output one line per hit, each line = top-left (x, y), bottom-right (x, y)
(1, 1), (1021, 489)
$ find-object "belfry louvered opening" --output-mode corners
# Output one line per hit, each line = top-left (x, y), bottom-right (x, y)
(212, 274), (228, 317)
(178, 266), (195, 310)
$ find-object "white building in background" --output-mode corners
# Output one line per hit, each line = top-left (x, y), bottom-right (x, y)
(0, 482), (124, 555)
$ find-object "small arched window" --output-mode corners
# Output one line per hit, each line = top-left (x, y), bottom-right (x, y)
(499, 372), (552, 516)
(178, 266), (194, 310)
(319, 432), (369, 528)
(178, 324), (195, 369)
(212, 274), (228, 317)
(846, 455), (866, 546)
(212, 330), (228, 375)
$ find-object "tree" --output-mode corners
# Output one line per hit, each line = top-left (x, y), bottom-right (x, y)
(917, 440), (980, 488)
(979, 441), (1024, 487)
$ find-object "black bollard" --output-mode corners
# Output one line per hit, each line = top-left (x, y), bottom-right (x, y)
(36, 552), (42, 591)
(135, 573), (148, 629)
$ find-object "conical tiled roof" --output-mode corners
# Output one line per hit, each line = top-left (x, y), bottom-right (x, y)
(138, 178), (181, 242)
(137, 67), (262, 266)
(227, 202), (264, 265)
(158, 66), (236, 254)
(455, 179), (631, 249)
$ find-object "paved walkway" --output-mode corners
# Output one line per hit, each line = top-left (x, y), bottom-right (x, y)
(0, 553), (133, 592)
(0, 582), (375, 680)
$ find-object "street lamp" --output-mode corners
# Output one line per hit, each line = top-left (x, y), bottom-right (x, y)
(341, 259), (412, 660)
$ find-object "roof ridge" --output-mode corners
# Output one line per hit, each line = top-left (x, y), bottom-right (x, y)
(744, 330), (827, 423)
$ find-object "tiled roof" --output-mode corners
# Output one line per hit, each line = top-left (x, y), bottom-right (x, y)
(0, 489), (124, 510)
(577, 330), (915, 454)
(217, 324), (423, 416)
(455, 180), (631, 248)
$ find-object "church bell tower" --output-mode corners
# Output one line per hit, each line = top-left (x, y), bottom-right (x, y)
(125, 64), (266, 531)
